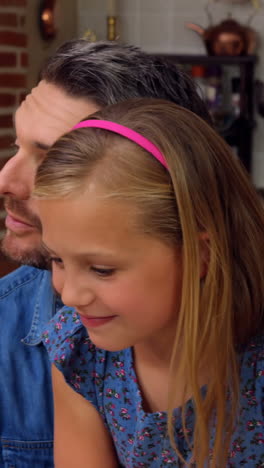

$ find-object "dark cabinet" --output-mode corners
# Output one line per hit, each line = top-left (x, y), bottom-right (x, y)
(155, 54), (257, 173)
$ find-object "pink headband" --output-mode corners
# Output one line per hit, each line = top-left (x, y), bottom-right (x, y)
(72, 120), (168, 169)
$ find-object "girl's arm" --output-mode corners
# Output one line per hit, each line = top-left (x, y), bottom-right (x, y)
(52, 365), (119, 468)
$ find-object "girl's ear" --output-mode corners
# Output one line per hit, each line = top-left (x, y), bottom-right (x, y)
(199, 232), (210, 279)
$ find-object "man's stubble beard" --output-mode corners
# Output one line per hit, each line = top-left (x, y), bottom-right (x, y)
(1, 196), (50, 270)
(1, 232), (50, 270)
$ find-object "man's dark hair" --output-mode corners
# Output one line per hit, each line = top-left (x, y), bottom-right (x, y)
(41, 39), (212, 125)
(257, 188), (264, 199)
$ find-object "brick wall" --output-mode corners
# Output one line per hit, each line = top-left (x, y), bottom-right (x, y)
(0, 0), (28, 276)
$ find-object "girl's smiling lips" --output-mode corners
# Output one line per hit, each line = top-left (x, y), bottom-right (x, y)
(78, 313), (117, 328)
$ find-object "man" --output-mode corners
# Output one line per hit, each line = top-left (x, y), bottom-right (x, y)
(0, 39), (212, 467)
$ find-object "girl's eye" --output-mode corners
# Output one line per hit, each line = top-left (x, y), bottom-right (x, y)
(90, 266), (116, 277)
(50, 257), (64, 269)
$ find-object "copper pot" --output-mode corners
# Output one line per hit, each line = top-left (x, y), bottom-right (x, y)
(186, 18), (257, 56)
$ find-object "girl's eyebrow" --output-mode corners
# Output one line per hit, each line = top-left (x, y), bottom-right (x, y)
(41, 241), (118, 260)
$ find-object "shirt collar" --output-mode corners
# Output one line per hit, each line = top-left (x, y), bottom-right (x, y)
(22, 270), (63, 346)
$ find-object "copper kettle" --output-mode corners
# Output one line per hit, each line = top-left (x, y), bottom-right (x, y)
(186, 18), (257, 56)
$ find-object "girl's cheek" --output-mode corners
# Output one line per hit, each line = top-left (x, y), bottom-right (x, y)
(51, 265), (65, 295)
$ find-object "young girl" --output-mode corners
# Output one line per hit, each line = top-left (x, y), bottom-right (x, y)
(34, 99), (264, 468)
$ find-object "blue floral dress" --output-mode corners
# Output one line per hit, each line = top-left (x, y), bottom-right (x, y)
(42, 307), (264, 467)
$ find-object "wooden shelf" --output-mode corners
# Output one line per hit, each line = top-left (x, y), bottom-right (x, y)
(155, 54), (257, 66)
(153, 53), (257, 173)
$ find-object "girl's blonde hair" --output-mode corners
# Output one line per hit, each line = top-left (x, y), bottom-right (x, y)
(34, 99), (264, 467)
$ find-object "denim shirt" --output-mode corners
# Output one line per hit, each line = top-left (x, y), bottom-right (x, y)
(0, 265), (60, 468)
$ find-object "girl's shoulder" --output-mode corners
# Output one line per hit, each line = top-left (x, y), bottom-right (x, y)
(239, 334), (264, 369)
(42, 307), (105, 409)
(42, 306), (90, 366)
(42, 306), (99, 383)
(229, 335), (264, 464)
(42, 307), (132, 413)
(239, 334), (264, 412)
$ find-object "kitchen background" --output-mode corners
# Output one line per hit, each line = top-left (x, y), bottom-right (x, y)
(0, 0), (264, 275)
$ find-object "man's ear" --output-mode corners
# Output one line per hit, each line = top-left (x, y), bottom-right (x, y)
(199, 232), (210, 279)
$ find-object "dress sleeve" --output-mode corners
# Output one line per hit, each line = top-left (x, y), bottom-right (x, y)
(255, 340), (264, 418)
(42, 306), (106, 413)
(241, 335), (264, 422)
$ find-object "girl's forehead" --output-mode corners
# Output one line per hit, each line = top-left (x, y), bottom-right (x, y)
(38, 195), (177, 264)
(39, 195), (139, 244)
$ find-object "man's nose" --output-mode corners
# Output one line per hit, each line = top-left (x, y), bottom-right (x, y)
(0, 152), (36, 200)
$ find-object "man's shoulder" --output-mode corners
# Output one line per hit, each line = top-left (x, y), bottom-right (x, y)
(0, 265), (51, 298)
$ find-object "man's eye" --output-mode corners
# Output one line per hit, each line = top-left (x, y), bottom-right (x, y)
(90, 266), (116, 277)
(10, 143), (19, 154)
